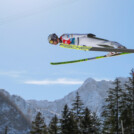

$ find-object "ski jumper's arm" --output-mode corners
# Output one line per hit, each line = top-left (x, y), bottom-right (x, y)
(60, 34), (88, 39)
(60, 34), (91, 45)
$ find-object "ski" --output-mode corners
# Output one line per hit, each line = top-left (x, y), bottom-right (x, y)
(60, 43), (134, 53)
(50, 52), (131, 65)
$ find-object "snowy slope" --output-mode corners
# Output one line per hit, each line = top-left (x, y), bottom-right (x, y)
(0, 89), (55, 133)
(0, 90), (30, 134)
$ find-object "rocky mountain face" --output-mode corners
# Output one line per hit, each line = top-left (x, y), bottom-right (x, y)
(28, 78), (114, 117)
(0, 90), (31, 134)
(0, 89), (55, 134)
(0, 77), (128, 133)
(27, 77), (128, 118)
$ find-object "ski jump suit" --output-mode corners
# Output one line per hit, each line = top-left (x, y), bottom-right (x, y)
(60, 34), (126, 49)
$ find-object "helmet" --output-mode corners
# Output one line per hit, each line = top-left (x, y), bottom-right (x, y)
(48, 33), (58, 44)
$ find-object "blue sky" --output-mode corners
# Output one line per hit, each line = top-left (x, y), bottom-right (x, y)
(0, 0), (134, 101)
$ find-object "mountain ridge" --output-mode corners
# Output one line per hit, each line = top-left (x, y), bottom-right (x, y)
(0, 77), (128, 133)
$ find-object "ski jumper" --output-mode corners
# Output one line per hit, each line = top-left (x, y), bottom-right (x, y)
(60, 34), (125, 49)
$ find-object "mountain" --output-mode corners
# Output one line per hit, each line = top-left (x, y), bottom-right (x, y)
(0, 89), (55, 134)
(0, 77), (128, 133)
(27, 78), (113, 117)
(28, 77), (128, 117)
(0, 90), (31, 134)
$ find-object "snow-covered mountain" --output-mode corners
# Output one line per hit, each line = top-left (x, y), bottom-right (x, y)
(28, 77), (128, 117)
(0, 90), (31, 134)
(0, 89), (56, 134)
(27, 78), (114, 117)
(0, 77), (128, 133)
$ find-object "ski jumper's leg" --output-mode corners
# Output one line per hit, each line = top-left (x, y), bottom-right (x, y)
(78, 37), (112, 47)
(111, 41), (126, 49)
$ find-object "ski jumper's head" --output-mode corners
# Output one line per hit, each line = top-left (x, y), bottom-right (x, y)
(48, 33), (59, 45)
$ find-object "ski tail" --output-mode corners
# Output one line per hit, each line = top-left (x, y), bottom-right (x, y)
(50, 52), (131, 65)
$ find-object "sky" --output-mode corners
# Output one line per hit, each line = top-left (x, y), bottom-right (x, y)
(0, 0), (134, 101)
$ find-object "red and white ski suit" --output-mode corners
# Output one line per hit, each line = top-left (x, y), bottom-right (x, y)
(59, 34), (125, 49)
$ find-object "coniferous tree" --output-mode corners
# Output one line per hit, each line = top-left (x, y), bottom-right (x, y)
(42, 125), (48, 134)
(60, 104), (70, 134)
(30, 112), (48, 134)
(80, 107), (93, 134)
(71, 92), (85, 133)
(81, 108), (100, 134)
(72, 92), (84, 120)
(48, 115), (59, 134)
(4, 126), (8, 134)
(67, 112), (79, 134)
(122, 69), (134, 134)
(60, 104), (79, 134)
(102, 78), (122, 134)
(92, 112), (101, 134)
(119, 83), (132, 133)
(129, 69), (134, 134)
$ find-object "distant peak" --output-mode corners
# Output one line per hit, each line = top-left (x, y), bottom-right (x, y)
(85, 77), (96, 82)
(0, 89), (10, 97)
(83, 78), (96, 85)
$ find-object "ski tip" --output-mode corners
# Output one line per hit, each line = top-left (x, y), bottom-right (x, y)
(50, 62), (56, 65)
(50, 62), (61, 65)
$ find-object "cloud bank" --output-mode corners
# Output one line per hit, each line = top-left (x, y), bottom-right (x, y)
(24, 78), (83, 85)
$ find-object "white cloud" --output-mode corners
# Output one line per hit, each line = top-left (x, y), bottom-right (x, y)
(24, 78), (83, 85)
(0, 71), (25, 78)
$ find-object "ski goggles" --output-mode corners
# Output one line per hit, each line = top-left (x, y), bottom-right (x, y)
(49, 40), (54, 44)
(49, 38), (58, 44)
